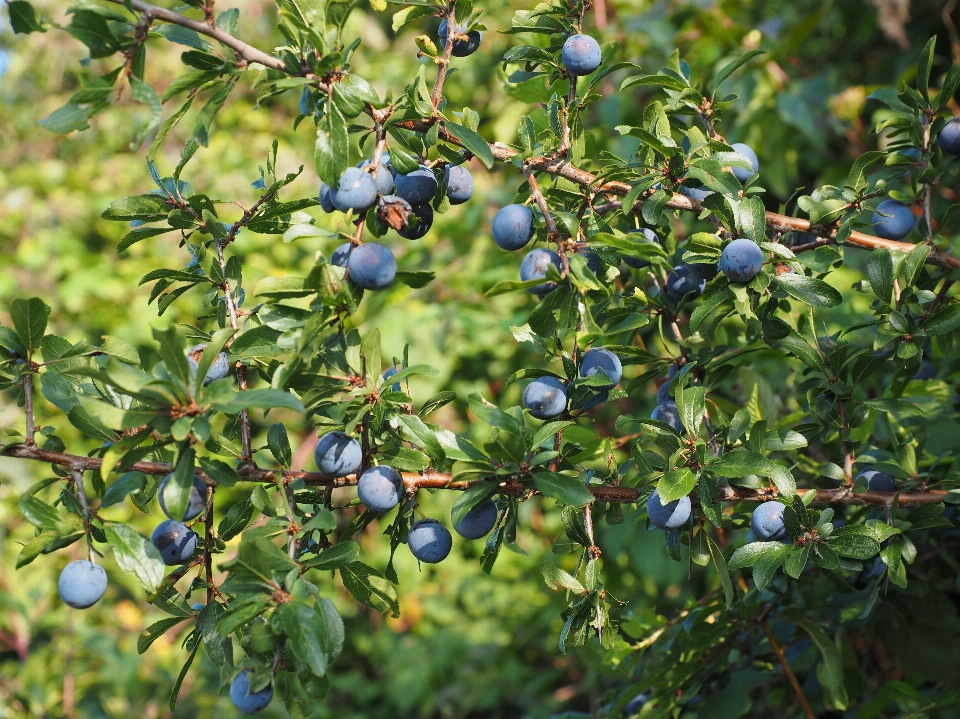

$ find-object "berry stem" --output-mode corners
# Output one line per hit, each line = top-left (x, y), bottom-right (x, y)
(71, 469), (95, 564)
(22, 373), (35, 446)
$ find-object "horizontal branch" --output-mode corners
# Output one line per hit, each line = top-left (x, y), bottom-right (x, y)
(105, 0), (288, 73)
(2, 443), (948, 508)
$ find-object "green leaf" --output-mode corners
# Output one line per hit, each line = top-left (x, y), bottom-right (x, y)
(829, 525), (881, 560)
(162, 446), (196, 523)
(774, 333), (825, 373)
(267, 422), (292, 468)
(38, 102), (95, 134)
(210, 388), (305, 414)
(861, 398), (920, 414)
(772, 273), (842, 308)
(10, 298), (49, 353)
(923, 304), (960, 336)
(444, 122), (494, 169)
(709, 49), (765, 97)
(657, 468), (696, 503)
(781, 609), (849, 709)
(138, 617), (185, 654)
(8, 1), (46, 33)
(340, 562), (399, 616)
(916, 36), (935, 101)
(706, 535), (734, 608)
(450, 483), (498, 530)
(867, 249), (893, 304)
(18, 494), (61, 530)
(532, 472), (594, 507)
(315, 104), (349, 187)
(541, 560), (585, 594)
(105, 523), (166, 593)
(728, 541), (788, 570)
(711, 450), (795, 498)
(846, 150), (885, 189)
(276, 601), (328, 677)
(306, 540), (360, 570)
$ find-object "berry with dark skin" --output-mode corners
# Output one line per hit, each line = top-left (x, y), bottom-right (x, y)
(58, 560), (107, 609)
(688, 262), (719, 280)
(397, 203), (433, 240)
(347, 243), (397, 290)
(915, 360), (935, 380)
(357, 157), (395, 195)
(454, 499), (499, 539)
(872, 199), (914, 240)
(751, 501), (787, 541)
(623, 228), (659, 269)
(730, 142), (759, 182)
(151, 519), (198, 565)
(319, 182), (336, 213)
(937, 117), (960, 156)
(186, 343), (229, 386)
(314, 431), (363, 478)
(523, 376), (567, 419)
(333, 167), (378, 212)
(580, 348), (622, 388)
(158, 472), (209, 521)
(229, 670), (273, 715)
(394, 165), (438, 204)
(408, 518), (453, 563)
(656, 379), (672, 404)
(646, 489), (691, 530)
(579, 249), (601, 275)
(444, 164), (474, 204)
(357, 466), (404, 512)
(520, 248), (562, 297)
(857, 469), (897, 492)
(492, 204), (535, 251)
(679, 184), (711, 202)
(438, 18), (482, 57)
(331, 243), (352, 268)
(665, 265), (706, 301)
(651, 401), (683, 433)
(382, 366), (401, 392)
(720, 238), (764, 282)
(561, 33), (602, 75)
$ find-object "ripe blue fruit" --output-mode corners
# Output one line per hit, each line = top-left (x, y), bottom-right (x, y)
(395, 165), (438, 204)
(454, 498), (498, 539)
(938, 117), (960, 156)
(580, 249), (601, 275)
(58, 560), (107, 609)
(151, 519), (198, 565)
(438, 18), (482, 57)
(688, 262), (719, 280)
(492, 204), (535, 250)
(915, 360), (935, 380)
(331, 242), (353, 267)
(751, 501), (787, 541)
(523, 376), (567, 419)
(347, 243), (396, 290)
(651, 401), (683, 433)
(444, 164), (474, 204)
(730, 143), (759, 182)
(408, 518), (453, 563)
(333, 167), (378, 212)
(679, 185), (711, 202)
(186, 343), (229, 386)
(357, 465), (404, 512)
(229, 670), (273, 714)
(624, 692), (650, 714)
(561, 34), (602, 76)
(314, 431), (363, 477)
(357, 158), (395, 195)
(580, 348), (622, 388)
(665, 265), (705, 301)
(858, 469), (897, 492)
(720, 238), (764, 282)
(646, 489), (691, 530)
(655, 380), (672, 404)
(623, 228), (659, 269)
(397, 203), (433, 240)
(319, 182), (336, 213)
(158, 472), (209, 521)
(520, 248), (562, 297)
(382, 366), (401, 392)
(872, 199), (914, 240)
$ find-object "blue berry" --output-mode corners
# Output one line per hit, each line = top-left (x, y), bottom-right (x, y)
(314, 431), (363, 478)
(58, 560), (107, 609)
(938, 117), (960, 156)
(347, 243), (397, 290)
(623, 228), (659, 269)
(580, 348), (622, 388)
(319, 183), (336, 213)
(357, 466), (404, 512)
(397, 203), (433, 240)
(730, 142), (759, 182)
(408, 518), (452, 563)
(651, 402), (683, 433)
(523, 376), (567, 419)
(454, 499), (498, 539)
(151, 519), (198, 566)
(395, 165), (438, 204)
(438, 18), (482, 57)
(333, 167), (378, 212)
(872, 200), (914, 240)
(857, 469), (897, 492)
(331, 242), (353, 267)
(158, 472), (209, 521)
(492, 204), (535, 251)
(720, 238), (764, 282)
(646, 489), (691, 530)
(561, 34), (602, 76)
(520, 248), (562, 297)
(229, 670), (273, 714)
(357, 158), (395, 195)
(665, 265), (705, 301)
(444, 164), (474, 204)
(186, 343), (229, 386)
(751, 501), (787, 541)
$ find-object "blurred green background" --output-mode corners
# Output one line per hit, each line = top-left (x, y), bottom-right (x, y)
(1, 0), (958, 716)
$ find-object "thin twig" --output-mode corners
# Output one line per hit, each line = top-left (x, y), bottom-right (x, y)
(430, 0), (458, 112)
(523, 166), (570, 275)
(22, 374), (36, 445)
(760, 620), (817, 719)
(71, 469), (95, 563)
(203, 485), (215, 604)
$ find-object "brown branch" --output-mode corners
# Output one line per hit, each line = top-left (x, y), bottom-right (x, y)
(103, 0), (288, 73)
(760, 620), (817, 719)
(430, 1), (457, 111)
(523, 166), (570, 275)
(1, 443), (950, 508)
